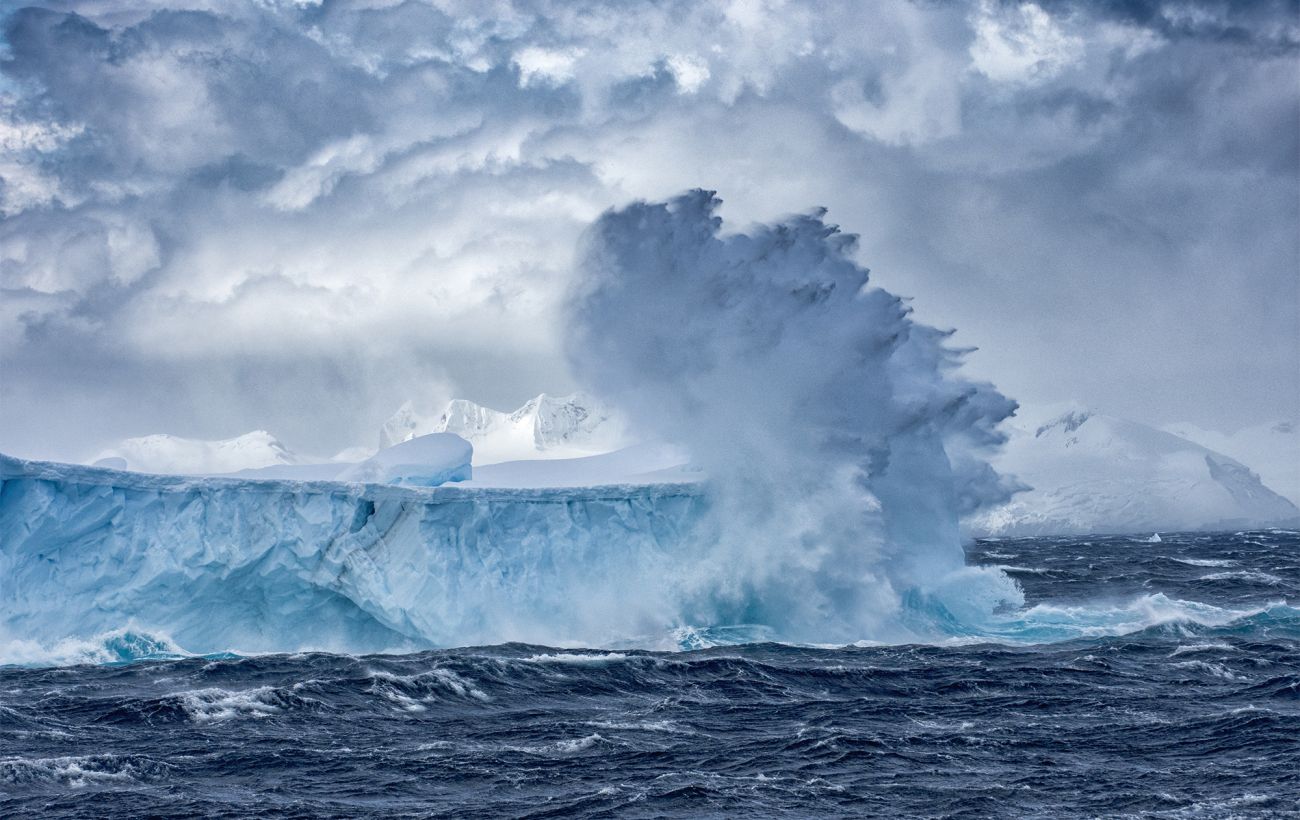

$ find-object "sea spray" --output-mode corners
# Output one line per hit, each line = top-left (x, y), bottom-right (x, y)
(566, 190), (1024, 641)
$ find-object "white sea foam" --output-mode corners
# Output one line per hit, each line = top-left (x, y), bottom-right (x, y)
(976, 594), (1262, 643)
(1170, 642), (1235, 656)
(0, 627), (187, 668)
(175, 687), (295, 722)
(525, 653), (630, 665)
(1198, 570), (1283, 585)
(586, 719), (689, 734)
(365, 667), (489, 704)
(508, 733), (607, 755)
(1169, 660), (1247, 681)
(0, 755), (171, 788)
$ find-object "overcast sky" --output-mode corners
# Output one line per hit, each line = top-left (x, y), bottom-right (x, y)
(1, 0), (1296, 461)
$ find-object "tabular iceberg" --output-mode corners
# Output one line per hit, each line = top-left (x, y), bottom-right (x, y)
(0, 454), (706, 658)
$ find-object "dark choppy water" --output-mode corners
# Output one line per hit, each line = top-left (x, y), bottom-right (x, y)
(3, 531), (1298, 818)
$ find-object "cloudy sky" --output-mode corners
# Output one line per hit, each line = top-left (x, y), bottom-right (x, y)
(1, 0), (1296, 461)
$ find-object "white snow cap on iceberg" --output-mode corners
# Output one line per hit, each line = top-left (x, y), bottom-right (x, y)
(337, 432), (472, 486)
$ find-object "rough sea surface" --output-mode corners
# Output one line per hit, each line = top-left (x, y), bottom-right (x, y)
(3, 530), (1298, 818)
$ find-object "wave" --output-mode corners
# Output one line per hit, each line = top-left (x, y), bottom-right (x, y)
(7, 599), (1295, 669)
(0, 627), (193, 668)
(0, 754), (174, 789)
(1197, 570), (1285, 585)
(979, 597), (1299, 644)
(1172, 557), (1237, 567)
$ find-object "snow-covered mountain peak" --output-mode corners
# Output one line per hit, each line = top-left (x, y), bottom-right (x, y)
(1033, 408), (1092, 439)
(378, 392), (627, 465)
(520, 392), (620, 450)
(91, 430), (301, 475)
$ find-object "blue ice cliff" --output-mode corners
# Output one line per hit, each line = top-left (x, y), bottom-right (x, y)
(0, 452), (705, 657)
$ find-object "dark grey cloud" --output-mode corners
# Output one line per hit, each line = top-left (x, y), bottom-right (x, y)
(1031, 0), (1299, 48)
(0, 0), (1295, 461)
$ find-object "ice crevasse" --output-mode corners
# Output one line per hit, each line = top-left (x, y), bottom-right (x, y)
(0, 453), (707, 657)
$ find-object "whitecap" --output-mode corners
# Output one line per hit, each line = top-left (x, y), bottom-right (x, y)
(1170, 642), (1234, 656)
(1169, 660), (1247, 682)
(525, 652), (630, 665)
(175, 686), (294, 723)
(1198, 570), (1283, 585)
(0, 754), (171, 789)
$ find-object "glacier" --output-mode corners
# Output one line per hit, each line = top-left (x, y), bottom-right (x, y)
(965, 405), (1300, 536)
(1163, 417), (1300, 507)
(0, 454), (706, 658)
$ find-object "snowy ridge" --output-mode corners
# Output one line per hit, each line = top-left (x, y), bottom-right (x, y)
(0, 453), (705, 656)
(92, 430), (301, 475)
(965, 405), (1299, 536)
(379, 393), (626, 464)
(1163, 418), (1300, 506)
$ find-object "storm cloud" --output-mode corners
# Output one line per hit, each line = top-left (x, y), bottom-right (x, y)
(1, 0), (1295, 460)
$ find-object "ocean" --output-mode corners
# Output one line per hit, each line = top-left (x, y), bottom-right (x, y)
(3, 530), (1297, 818)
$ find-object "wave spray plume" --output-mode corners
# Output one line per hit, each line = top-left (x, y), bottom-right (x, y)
(566, 191), (1025, 642)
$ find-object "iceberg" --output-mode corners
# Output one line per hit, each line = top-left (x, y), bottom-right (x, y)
(0, 453), (706, 658)
(335, 433), (472, 486)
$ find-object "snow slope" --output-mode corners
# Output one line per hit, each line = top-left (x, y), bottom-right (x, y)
(379, 393), (627, 464)
(91, 430), (301, 475)
(965, 405), (1299, 536)
(0, 454), (705, 656)
(1163, 419), (1300, 506)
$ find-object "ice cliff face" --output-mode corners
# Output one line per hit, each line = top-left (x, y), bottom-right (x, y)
(378, 393), (626, 464)
(0, 455), (705, 657)
(965, 405), (1299, 536)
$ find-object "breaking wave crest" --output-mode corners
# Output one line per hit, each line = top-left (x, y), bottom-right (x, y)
(0, 628), (192, 668)
(6, 598), (1295, 668)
